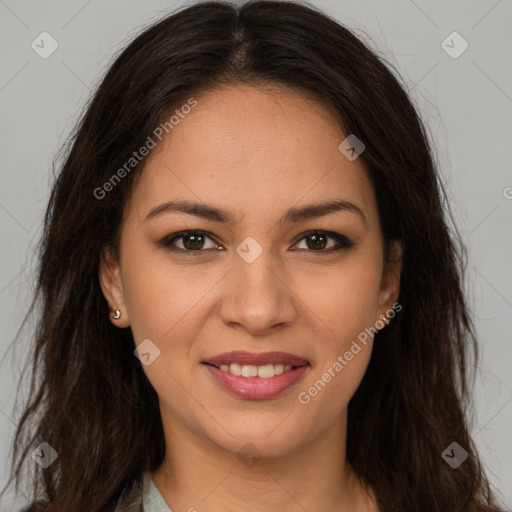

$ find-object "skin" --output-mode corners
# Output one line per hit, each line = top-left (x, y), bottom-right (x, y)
(100, 83), (402, 512)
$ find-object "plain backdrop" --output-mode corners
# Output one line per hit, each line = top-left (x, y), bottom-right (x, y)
(0, 0), (511, 510)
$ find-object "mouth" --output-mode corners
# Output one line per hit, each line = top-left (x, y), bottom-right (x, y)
(201, 351), (310, 399)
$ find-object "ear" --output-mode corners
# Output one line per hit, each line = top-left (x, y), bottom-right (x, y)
(99, 247), (131, 328)
(375, 240), (403, 324)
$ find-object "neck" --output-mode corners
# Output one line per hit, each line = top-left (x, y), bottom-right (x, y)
(151, 406), (378, 512)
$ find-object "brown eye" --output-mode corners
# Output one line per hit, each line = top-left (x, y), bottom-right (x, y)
(159, 231), (219, 252)
(181, 233), (206, 250)
(305, 233), (328, 250)
(293, 231), (354, 252)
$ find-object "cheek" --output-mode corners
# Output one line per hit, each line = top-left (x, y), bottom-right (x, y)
(293, 255), (382, 409)
(120, 251), (210, 410)
(293, 252), (383, 340)
(120, 247), (214, 344)
(296, 301), (377, 426)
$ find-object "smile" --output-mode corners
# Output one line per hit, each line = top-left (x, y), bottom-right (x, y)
(201, 351), (310, 399)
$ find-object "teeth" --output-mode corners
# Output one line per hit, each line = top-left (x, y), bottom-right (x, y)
(241, 365), (258, 377)
(217, 363), (297, 377)
(257, 364), (274, 378)
(229, 363), (242, 375)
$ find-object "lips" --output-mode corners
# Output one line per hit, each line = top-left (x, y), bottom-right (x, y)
(201, 351), (310, 399)
(203, 364), (309, 399)
(202, 351), (309, 368)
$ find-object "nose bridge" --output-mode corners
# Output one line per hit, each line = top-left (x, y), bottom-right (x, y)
(219, 238), (296, 334)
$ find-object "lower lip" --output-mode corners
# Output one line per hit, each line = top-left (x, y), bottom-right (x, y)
(203, 364), (309, 399)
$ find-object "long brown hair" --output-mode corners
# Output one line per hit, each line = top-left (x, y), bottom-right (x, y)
(1, 1), (504, 510)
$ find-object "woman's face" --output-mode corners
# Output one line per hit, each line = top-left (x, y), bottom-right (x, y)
(100, 83), (401, 457)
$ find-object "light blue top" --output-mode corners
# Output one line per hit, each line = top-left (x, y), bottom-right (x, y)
(143, 471), (173, 512)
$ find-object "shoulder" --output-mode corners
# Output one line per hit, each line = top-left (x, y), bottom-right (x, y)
(19, 474), (146, 512)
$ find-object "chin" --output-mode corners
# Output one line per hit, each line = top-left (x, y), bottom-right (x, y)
(204, 417), (311, 460)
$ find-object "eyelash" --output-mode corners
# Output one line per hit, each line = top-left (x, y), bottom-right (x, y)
(157, 230), (354, 255)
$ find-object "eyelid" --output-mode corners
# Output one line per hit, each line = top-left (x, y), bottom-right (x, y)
(158, 229), (354, 254)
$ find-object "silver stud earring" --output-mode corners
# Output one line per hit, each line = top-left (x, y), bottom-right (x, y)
(112, 309), (121, 320)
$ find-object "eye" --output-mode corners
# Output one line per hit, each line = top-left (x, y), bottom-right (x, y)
(158, 229), (354, 255)
(292, 230), (354, 253)
(158, 230), (220, 253)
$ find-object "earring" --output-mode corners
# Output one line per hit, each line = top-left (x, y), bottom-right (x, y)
(380, 314), (390, 326)
(112, 309), (121, 320)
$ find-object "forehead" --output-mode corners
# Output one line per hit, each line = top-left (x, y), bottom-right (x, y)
(128, 84), (378, 228)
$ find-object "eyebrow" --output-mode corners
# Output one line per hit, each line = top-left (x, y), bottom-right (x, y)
(145, 199), (367, 227)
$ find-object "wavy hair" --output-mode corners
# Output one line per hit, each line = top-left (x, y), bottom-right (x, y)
(1, 1), (503, 510)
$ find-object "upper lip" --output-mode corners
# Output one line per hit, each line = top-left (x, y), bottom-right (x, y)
(202, 351), (309, 367)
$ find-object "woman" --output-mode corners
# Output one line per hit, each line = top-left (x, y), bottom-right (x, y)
(1, 0), (505, 510)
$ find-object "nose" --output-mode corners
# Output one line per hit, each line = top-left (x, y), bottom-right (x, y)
(217, 251), (298, 337)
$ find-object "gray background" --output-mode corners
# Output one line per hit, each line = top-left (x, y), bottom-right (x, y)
(0, 0), (511, 509)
